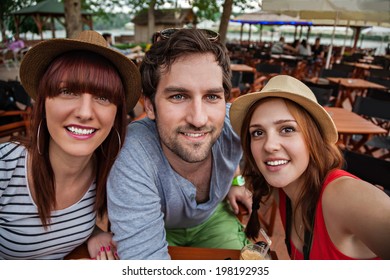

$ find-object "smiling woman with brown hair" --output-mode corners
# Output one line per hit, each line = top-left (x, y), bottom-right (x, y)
(0, 30), (141, 260)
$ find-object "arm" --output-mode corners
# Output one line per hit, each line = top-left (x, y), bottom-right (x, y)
(322, 177), (390, 259)
(107, 132), (170, 260)
(226, 166), (252, 215)
(87, 226), (118, 260)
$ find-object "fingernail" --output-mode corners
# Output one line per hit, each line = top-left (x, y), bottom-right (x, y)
(100, 246), (105, 252)
(106, 245), (111, 251)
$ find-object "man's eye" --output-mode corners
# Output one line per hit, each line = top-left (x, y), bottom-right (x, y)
(207, 95), (220, 101)
(171, 94), (185, 100)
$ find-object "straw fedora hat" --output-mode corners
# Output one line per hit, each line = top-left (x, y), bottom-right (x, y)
(230, 75), (338, 144)
(19, 30), (141, 112)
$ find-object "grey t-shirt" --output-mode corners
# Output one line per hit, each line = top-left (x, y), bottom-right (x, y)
(107, 104), (242, 259)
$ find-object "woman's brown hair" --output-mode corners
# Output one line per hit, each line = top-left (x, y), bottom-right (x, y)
(241, 97), (343, 240)
(20, 51), (127, 227)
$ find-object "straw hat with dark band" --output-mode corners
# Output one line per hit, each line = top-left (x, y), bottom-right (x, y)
(19, 30), (141, 112)
(230, 75), (338, 144)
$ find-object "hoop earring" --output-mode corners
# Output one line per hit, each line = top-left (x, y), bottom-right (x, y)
(37, 120), (43, 155)
(100, 128), (122, 159)
(115, 128), (122, 149)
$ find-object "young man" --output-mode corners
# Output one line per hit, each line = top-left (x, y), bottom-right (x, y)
(107, 29), (252, 259)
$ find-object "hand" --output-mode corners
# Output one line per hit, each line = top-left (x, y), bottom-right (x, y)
(131, 45), (142, 53)
(227, 186), (252, 215)
(87, 230), (119, 260)
(96, 244), (119, 260)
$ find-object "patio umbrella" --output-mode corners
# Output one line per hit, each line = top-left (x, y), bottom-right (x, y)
(230, 11), (312, 42)
(262, 0), (390, 68)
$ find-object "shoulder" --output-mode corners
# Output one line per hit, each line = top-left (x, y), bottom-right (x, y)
(322, 173), (389, 222)
(0, 142), (25, 161)
(0, 142), (26, 196)
(221, 103), (240, 144)
(116, 119), (162, 168)
(127, 118), (157, 137)
(125, 118), (159, 148)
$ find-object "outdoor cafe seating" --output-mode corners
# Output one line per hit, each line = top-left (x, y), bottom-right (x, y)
(0, 80), (32, 140)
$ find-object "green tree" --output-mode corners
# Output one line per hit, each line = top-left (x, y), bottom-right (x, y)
(191, 0), (259, 43)
(0, 0), (35, 42)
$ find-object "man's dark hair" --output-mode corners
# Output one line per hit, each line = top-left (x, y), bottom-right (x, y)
(140, 29), (232, 104)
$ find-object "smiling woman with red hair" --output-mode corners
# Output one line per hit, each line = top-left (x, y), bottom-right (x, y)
(230, 75), (390, 260)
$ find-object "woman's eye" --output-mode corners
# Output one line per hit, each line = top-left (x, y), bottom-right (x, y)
(282, 126), (296, 133)
(95, 96), (111, 105)
(250, 130), (263, 138)
(59, 88), (73, 96)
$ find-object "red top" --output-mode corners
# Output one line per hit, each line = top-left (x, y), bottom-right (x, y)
(279, 169), (380, 260)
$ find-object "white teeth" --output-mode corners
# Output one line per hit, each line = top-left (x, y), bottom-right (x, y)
(67, 126), (95, 135)
(184, 132), (204, 137)
(266, 160), (288, 166)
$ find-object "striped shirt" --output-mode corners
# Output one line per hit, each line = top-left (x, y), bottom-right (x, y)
(0, 142), (96, 259)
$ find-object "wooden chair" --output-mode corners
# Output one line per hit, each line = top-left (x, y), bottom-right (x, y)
(254, 63), (282, 91)
(304, 80), (339, 106)
(331, 63), (356, 77)
(0, 107), (32, 139)
(0, 49), (18, 70)
(352, 96), (390, 159)
(306, 85), (334, 106)
(320, 68), (350, 78)
(342, 149), (390, 196)
(368, 69), (390, 79)
(236, 196), (278, 237)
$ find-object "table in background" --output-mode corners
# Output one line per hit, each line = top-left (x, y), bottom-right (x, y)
(344, 62), (383, 78)
(230, 63), (256, 73)
(325, 107), (387, 151)
(327, 77), (387, 108)
(230, 63), (257, 93)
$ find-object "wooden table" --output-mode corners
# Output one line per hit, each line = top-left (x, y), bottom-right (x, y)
(169, 246), (241, 260)
(230, 63), (255, 73)
(64, 244), (240, 260)
(230, 64), (257, 93)
(344, 62), (383, 78)
(64, 244), (278, 260)
(325, 107), (387, 150)
(327, 77), (387, 108)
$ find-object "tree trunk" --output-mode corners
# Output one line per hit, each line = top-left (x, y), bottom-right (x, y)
(64, 0), (82, 38)
(0, 17), (6, 43)
(147, 0), (157, 44)
(218, 0), (233, 44)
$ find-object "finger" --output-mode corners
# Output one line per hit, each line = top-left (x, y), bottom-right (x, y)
(98, 247), (107, 260)
(110, 239), (117, 248)
(105, 246), (116, 260)
(230, 200), (239, 215)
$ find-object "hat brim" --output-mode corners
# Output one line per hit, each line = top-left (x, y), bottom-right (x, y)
(230, 90), (338, 144)
(20, 37), (141, 112)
